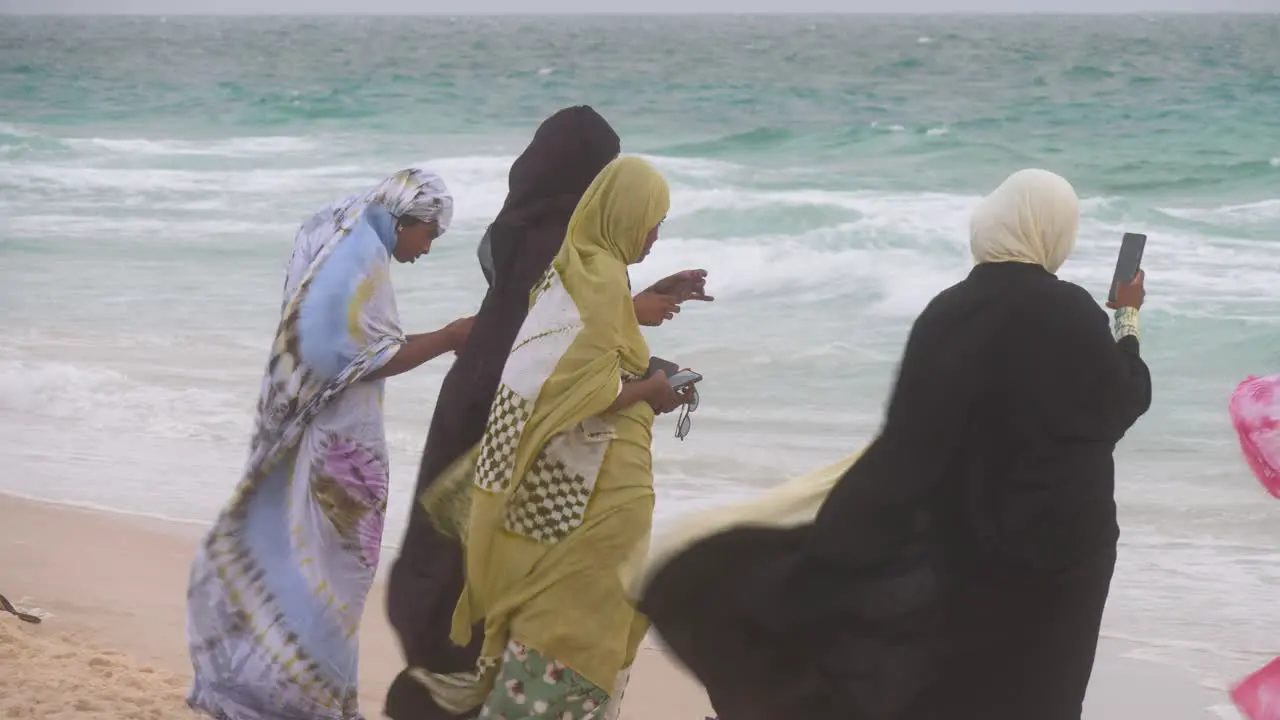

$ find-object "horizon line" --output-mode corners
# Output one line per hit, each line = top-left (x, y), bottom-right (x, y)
(3, 9), (1275, 15)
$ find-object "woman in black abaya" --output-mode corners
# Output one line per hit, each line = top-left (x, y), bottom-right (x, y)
(638, 168), (1152, 720)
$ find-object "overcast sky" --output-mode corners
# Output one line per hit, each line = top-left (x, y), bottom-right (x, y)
(2, 0), (1275, 13)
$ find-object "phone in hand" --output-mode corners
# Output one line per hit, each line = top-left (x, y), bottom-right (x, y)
(667, 370), (703, 390)
(1108, 232), (1147, 304)
(646, 356), (680, 380)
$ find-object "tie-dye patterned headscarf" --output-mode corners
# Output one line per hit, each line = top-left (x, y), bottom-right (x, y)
(344, 167), (455, 229)
(285, 168), (453, 297)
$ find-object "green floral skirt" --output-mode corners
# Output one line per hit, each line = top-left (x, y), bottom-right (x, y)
(479, 640), (613, 720)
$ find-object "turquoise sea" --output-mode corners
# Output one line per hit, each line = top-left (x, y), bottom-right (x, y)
(1, 14), (1278, 709)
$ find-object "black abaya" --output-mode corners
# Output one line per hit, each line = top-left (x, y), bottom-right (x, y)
(640, 261), (1152, 720)
(384, 106), (620, 720)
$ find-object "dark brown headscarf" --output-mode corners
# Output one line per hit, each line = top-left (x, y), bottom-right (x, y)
(384, 106), (620, 720)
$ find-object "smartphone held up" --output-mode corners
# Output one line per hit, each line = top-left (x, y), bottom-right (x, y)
(1108, 232), (1146, 306)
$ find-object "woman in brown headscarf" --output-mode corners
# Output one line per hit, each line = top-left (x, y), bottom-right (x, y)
(384, 106), (711, 720)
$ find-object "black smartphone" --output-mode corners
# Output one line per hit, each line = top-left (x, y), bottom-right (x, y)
(667, 370), (703, 390)
(1108, 232), (1147, 304)
(645, 356), (680, 380)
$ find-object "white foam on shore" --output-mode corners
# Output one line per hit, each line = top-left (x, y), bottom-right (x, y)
(0, 490), (210, 534)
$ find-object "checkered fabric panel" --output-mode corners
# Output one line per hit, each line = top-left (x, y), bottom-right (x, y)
(502, 448), (592, 544)
(475, 384), (531, 494)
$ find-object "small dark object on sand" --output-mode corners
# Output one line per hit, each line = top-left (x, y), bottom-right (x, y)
(0, 593), (41, 624)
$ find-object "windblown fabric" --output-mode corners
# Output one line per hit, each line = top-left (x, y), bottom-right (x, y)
(1229, 374), (1280, 499)
(186, 169), (451, 720)
(637, 169), (1152, 720)
(415, 156), (668, 716)
(383, 106), (620, 720)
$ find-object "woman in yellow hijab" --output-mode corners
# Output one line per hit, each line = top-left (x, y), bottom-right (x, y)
(420, 156), (689, 719)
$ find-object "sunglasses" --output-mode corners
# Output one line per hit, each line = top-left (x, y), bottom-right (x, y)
(675, 386), (700, 441)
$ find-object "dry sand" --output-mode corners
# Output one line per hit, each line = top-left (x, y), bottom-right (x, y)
(0, 492), (1230, 719)
(0, 493), (711, 720)
(0, 614), (200, 720)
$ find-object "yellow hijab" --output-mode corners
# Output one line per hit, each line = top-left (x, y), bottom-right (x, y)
(504, 155), (670, 488)
(423, 155), (670, 542)
(415, 157), (670, 706)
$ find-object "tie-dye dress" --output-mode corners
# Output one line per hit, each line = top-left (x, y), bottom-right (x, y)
(186, 170), (447, 720)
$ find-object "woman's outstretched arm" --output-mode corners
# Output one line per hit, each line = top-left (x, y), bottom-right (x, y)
(365, 319), (474, 381)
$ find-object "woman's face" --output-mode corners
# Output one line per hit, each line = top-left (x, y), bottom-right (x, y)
(394, 218), (439, 264)
(636, 221), (663, 264)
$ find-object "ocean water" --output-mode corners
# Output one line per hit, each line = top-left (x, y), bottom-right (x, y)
(2, 14), (1278, 705)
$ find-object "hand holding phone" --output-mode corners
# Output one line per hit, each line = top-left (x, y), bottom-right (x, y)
(646, 356), (680, 380)
(643, 372), (683, 414)
(641, 368), (701, 415)
(1108, 232), (1147, 309)
(667, 369), (703, 390)
(1108, 269), (1145, 311)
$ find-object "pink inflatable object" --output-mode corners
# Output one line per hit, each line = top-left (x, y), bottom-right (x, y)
(1229, 375), (1280, 499)
(1232, 656), (1280, 720)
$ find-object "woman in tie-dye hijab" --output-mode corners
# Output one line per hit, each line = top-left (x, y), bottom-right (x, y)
(186, 168), (474, 720)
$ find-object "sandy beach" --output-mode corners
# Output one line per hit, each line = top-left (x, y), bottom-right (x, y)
(0, 493), (715, 720)
(0, 492), (1239, 719)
